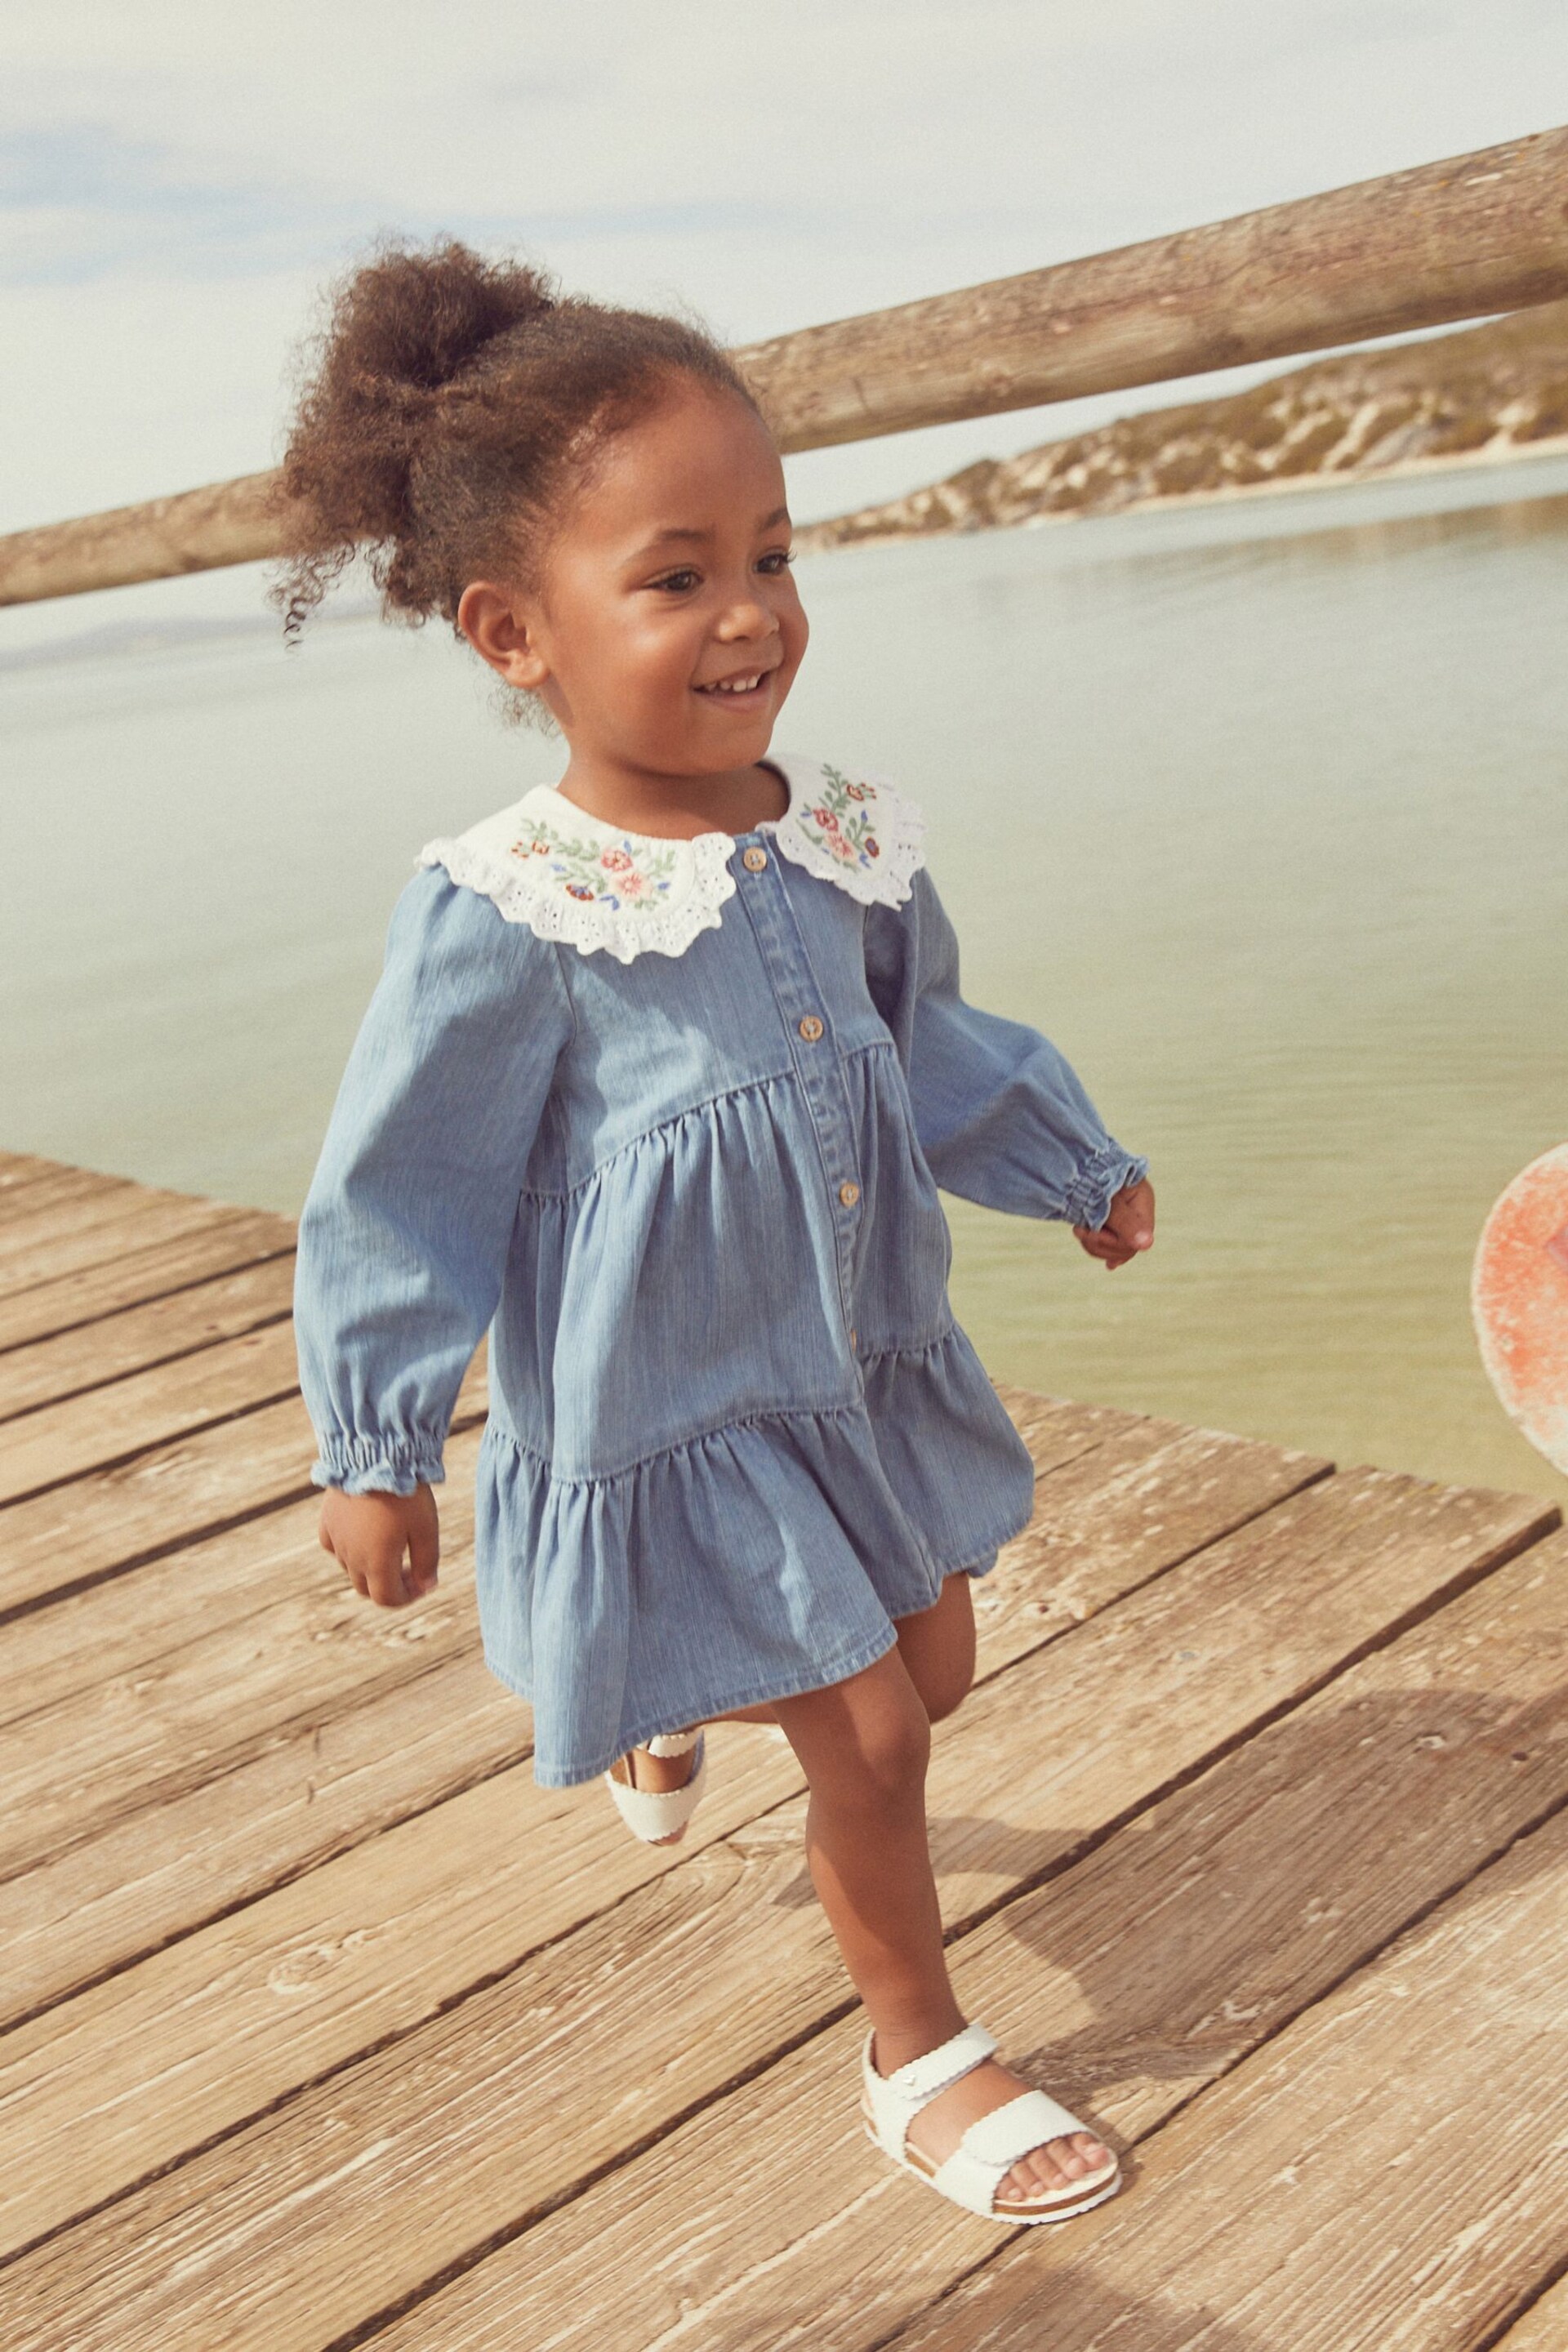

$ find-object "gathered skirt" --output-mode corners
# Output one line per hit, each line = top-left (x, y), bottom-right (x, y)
(474, 1318), (1034, 1784)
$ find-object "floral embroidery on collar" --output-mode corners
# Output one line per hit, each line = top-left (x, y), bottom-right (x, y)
(418, 758), (925, 961)
(509, 813), (684, 914)
(768, 760), (925, 908)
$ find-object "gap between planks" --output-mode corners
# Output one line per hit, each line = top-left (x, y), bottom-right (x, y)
(1486, 2267), (1568, 2352)
(0, 1185), (269, 1305)
(0, 1320), (304, 1508)
(0, 1369), (488, 1624)
(0, 1209), (294, 1356)
(0, 1252), (296, 1422)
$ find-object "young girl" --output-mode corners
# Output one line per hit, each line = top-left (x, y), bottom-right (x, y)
(288, 242), (1155, 2229)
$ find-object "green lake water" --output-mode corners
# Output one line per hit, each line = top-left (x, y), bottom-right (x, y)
(4, 458), (1566, 1503)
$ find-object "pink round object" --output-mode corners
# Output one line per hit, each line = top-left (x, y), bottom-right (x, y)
(1472, 1143), (1568, 1475)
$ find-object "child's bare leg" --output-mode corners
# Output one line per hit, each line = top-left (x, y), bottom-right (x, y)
(772, 1597), (1111, 2204)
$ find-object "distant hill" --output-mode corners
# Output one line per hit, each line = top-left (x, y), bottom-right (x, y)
(795, 301), (1568, 551)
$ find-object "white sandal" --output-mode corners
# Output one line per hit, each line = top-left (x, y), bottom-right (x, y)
(860, 2021), (1120, 2225)
(604, 1730), (706, 1844)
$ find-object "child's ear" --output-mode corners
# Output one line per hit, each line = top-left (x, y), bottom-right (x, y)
(456, 581), (550, 692)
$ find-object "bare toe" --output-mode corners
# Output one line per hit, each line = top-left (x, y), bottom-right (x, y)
(1001, 2149), (1062, 2203)
(1002, 2134), (1114, 2206)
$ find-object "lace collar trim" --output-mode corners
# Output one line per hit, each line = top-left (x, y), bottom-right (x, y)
(417, 754), (926, 964)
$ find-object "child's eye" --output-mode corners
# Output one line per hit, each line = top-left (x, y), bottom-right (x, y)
(756, 550), (795, 575)
(649, 568), (701, 594)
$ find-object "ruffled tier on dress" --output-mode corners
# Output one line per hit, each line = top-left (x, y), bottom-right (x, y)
(474, 1317), (1034, 1786)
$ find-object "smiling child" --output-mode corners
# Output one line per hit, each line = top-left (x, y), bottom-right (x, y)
(288, 241), (1154, 2228)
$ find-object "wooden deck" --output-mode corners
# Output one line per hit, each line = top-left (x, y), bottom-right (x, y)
(2, 1147), (1567, 2351)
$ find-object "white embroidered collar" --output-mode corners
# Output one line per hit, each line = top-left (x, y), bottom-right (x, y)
(417, 753), (926, 964)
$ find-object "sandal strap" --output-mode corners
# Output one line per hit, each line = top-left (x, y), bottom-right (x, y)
(604, 1734), (706, 1842)
(643, 1730), (701, 1758)
(930, 2088), (1101, 2219)
(883, 2020), (998, 2105)
(957, 2087), (1088, 2165)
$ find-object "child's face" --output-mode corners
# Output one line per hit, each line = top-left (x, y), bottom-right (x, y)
(465, 381), (808, 779)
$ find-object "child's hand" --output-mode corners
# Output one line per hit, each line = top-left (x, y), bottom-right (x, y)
(318, 1484), (440, 1607)
(1073, 1177), (1156, 1272)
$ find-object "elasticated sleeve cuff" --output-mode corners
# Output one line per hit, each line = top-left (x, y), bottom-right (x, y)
(310, 1431), (448, 1497)
(1061, 1143), (1150, 1233)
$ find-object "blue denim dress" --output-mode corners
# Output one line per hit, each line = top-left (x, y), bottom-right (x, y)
(294, 755), (1145, 1784)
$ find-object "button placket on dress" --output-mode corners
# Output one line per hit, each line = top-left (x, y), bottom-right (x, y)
(733, 840), (866, 1330)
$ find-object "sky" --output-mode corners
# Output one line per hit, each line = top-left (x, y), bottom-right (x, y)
(2, 0), (1566, 642)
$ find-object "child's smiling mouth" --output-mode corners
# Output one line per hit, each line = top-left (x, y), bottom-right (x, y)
(694, 663), (778, 702)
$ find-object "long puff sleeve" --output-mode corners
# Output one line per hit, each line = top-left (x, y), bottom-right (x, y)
(294, 866), (574, 1494)
(864, 867), (1147, 1229)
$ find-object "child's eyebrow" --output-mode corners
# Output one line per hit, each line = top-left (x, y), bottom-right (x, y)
(629, 506), (792, 560)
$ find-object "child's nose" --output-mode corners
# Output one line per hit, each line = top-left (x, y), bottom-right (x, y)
(715, 598), (773, 639)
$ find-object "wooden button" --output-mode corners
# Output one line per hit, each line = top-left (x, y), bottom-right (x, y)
(838, 1182), (861, 1209)
(798, 1014), (824, 1042)
(742, 846), (768, 872)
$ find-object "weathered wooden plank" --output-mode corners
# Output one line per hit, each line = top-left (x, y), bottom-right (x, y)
(0, 1321), (302, 1505)
(0, 1357), (485, 1620)
(0, 1189), (244, 1301)
(2, 1650), (530, 2025)
(0, 1432), (371, 1729)
(0, 1256), (296, 1421)
(358, 1529), (1568, 2352)
(880, 1815), (1568, 2352)
(4, 1471), (1546, 2346)
(990, 1383), (1140, 1459)
(0, 1414), (1319, 2216)
(0, 1167), (129, 1226)
(0, 1724), (804, 2256)
(6, 128), (1568, 602)
(0, 1437), (483, 1879)
(0, 1153), (79, 1198)
(975, 1418), (1327, 1668)
(0, 1209), (294, 1352)
(1493, 2277), (1568, 2350)
(921, 1467), (1552, 1934)
(0, 1393), (318, 1619)
(0, 1178), (168, 1267)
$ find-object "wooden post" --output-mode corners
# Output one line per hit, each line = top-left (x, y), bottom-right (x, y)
(2, 125), (1566, 608)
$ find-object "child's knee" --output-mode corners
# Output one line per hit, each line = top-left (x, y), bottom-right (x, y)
(854, 1697), (930, 1803)
(783, 1652), (932, 1806)
(898, 1573), (977, 1725)
(833, 1671), (931, 1804)
(917, 1653), (974, 1725)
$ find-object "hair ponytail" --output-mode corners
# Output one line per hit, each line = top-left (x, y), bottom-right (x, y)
(273, 238), (756, 637)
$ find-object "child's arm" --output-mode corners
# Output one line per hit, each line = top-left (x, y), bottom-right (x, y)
(864, 868), (1152, 1264)
(295, 868), (573, 1601)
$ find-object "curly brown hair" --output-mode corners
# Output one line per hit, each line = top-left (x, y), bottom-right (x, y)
(271, 239), (759, 638)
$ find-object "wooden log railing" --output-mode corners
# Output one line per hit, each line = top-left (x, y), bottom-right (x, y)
(2, 124), (1566, 608)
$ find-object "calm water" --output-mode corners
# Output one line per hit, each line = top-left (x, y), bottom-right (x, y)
(4, 460), (1567, 1503)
